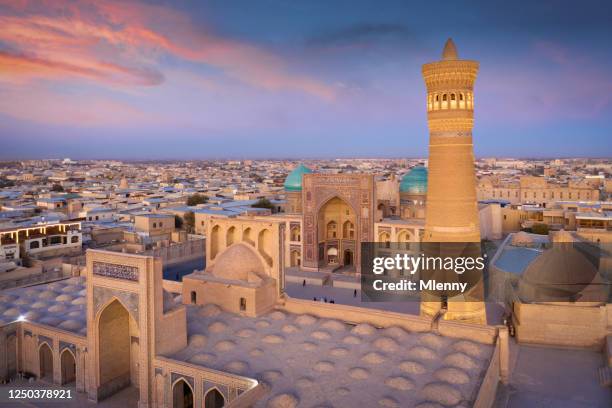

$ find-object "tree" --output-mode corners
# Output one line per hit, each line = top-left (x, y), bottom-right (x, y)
(252, 198), (274, 210)
(531, 223), (549, 235)
(186, 193), (208, 206)
(183, 211), (195, 233)
(174, 214), (184, 229)
(51, 183), (64, 192)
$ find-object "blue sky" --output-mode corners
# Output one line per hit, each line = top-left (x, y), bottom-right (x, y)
(0, 0), (610, 159)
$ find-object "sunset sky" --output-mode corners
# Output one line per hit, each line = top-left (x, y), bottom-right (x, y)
(0, 0), (611, 159)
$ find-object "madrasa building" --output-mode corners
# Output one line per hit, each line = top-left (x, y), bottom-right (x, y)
(0, 40), (608, 408)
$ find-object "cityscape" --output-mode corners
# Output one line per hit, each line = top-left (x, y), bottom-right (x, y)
(0, 1), (611, 408)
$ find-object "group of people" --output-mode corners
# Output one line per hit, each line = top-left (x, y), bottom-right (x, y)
(312, 296), (335, 304)
(300, 279), (360, 303)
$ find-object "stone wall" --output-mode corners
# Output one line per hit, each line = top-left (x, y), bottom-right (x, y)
(513, 301), (610, 349)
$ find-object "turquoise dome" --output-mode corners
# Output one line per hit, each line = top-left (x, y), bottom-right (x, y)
(399, 166), (428, 194)
(284, 164), (313, 192)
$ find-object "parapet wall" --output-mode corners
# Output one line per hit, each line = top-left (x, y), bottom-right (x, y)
(280, 296), (432, 333)
(513, 301), (611, 349)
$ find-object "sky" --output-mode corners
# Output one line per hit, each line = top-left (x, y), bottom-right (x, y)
(0, 0), (611, 160)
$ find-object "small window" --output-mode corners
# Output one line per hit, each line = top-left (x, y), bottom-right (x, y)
(159, 222), (163, 227)
(442, 94), (447, 101)
(71, 236), (79, 243)
(153, 222), (157, 228)
(30, 241), (40, 249)
(450, 93), (456, 100)
(240, 297), (246, 311)
(190, 291), (197, 304)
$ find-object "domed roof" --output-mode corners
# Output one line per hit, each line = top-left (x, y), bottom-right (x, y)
(518, 244), (606, 303)
(399, 166), (428, 194)
(284, 164), (312, 192)
(210, 243), (266, 282)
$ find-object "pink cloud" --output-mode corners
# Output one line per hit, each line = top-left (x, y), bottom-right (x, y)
(0, 0), (334, 99)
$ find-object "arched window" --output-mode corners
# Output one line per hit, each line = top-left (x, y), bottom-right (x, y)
(326, 221), (337, 239)
(442, 94), (447, 101)
(450, 93), (456, 100)
(378, 232), (391, 249)
(290, 226), (301, 242)
(343, 221), (355, 239)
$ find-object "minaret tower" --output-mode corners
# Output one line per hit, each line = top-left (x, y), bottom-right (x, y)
(420, 39), (486, 324)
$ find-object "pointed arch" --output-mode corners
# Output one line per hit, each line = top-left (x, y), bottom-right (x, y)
(60, 348), (76, 385)
(204, 386), (226, 408)
(226, 226), (236, 247)
(242, 227), (254, 246)
(210, 225), (221, 259)
(257, 229), (273, 267)
(97, 298), (132, 390)
(172, 377), (194, 408)
(38, 342), (53, 381)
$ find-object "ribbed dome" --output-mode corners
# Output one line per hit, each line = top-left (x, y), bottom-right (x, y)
(284, 164), (312, 192)
(399, 166), (428, 194)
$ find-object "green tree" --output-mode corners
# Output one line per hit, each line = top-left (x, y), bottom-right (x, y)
(531, 223), (549, 235)
(186, 193), (208, 206)
(183, 211), (195, 233)
(252, 198), (274, 210)
(51, 183), (64, 192)
(174, 214), (184, 229)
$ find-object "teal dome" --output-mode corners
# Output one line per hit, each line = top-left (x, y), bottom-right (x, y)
(399, 166), (428, 194)
(284, 164), (313, 192)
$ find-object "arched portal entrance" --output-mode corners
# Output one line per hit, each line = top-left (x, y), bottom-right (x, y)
(317, 197), (356, 267)
(344, 249), (353, 266)
(60, 349), (76, 385)
(98, 299), (133, 392)
(39, 343), (53, 381)
(290, 250), (301, 267)
(172, 379), (194, 408)
(204, 387), (225, 408)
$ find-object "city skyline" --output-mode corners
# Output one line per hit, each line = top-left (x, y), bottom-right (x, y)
(1, 0), (611, 159)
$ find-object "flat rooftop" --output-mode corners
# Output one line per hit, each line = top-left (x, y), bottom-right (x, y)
(170, 304), (494, 407)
